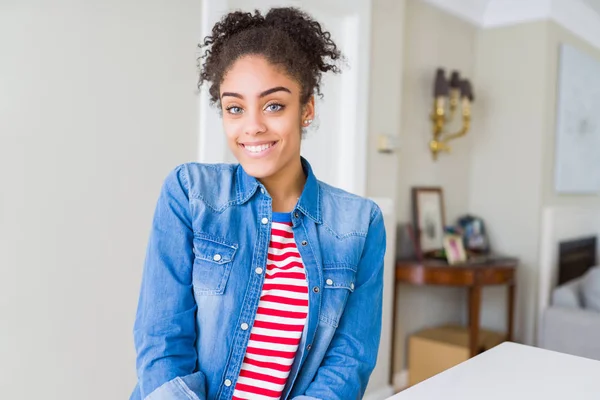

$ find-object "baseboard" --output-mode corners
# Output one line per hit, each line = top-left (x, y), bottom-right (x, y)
(363, 384), (395, 400)
(393, 369), (409, 392)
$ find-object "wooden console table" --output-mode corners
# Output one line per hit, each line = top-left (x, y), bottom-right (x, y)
(390, 257), (518, 384)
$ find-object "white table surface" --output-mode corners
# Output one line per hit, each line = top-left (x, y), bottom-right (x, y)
(387, 342), (600, 399)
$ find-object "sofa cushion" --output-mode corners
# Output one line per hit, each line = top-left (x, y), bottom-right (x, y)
(552, 278), (583, 309)
(581, 266), (600, 312)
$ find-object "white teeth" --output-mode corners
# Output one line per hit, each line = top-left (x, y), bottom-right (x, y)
(245, 143), (273, 153)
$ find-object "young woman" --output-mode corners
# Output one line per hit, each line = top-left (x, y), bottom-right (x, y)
(131, 7), (386, 400)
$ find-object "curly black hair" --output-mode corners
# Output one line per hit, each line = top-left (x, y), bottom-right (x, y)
(197, 7), (343, 106)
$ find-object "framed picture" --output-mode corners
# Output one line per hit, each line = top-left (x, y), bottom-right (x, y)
(411, 187), (446, 255)
(444, 234), (467, 265)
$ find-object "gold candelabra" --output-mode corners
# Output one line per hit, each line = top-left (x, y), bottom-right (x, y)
(430, 68), (474, 161)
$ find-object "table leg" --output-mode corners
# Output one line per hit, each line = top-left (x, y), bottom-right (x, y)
(507, 282), (515, 342)
(469, 285), (482, 358)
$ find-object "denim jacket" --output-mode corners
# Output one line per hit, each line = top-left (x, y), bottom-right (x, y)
(131, 158), (386, 400)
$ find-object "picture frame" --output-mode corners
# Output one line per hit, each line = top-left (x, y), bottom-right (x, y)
(443, 234), (467, 265)
(411, 187), (446, 255)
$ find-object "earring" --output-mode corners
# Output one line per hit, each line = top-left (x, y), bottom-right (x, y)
(304, 119), (313, 125)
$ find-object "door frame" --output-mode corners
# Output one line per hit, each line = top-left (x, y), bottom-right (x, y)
(197, 0), (371, 197)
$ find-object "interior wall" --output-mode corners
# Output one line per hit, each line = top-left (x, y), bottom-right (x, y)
(394, 0), (478, 374)
(0, 1), (201, 398)
(366, 0), (406, 394)
(468, 21), (549, 346)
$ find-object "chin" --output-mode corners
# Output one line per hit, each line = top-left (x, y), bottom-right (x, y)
(238, 159), (278, 179)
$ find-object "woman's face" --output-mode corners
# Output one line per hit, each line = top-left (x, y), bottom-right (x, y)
(219, 55), (314, 180)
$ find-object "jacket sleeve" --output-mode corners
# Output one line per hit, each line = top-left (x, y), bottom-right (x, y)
(292, 205), (387, 400)
(132, 165), (207, 400)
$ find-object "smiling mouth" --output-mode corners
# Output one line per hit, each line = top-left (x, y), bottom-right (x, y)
(239, 141), (278, 154)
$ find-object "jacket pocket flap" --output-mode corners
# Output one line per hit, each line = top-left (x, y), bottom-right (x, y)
(193, 235), (237, 265)
(323, 267), (356, 292)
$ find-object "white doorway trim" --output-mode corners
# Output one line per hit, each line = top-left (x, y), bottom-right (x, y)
(197, 0), (230, 165)
(197, 0), (371, 197)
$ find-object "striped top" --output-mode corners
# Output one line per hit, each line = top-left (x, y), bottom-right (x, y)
(232, 212), (309, 400)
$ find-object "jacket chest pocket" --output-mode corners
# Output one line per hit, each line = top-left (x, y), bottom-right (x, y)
(319, 266), (356, 327)
(192, 234), (237, 295)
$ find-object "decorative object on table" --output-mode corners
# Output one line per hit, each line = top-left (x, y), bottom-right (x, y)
(411, 187), (446, 256)
(429, 68), (475, 160)
(554, 44), (600, 194)
(457, 214), (490, 254)
(443, 234), (467, 265)
(444, 225), (462, 236)
(396, 223), (423, 261)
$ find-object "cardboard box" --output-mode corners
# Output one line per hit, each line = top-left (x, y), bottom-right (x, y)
(408, 325), (505, 386)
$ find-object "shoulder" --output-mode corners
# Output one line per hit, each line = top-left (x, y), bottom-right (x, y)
(165, 162), (236, 189)
(318, 180), (382, 220)
(164, 162), (238, 209)
(318, 181), (382, 238)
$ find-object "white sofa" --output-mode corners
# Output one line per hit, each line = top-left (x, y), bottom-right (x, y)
(539, 267), (600, 360)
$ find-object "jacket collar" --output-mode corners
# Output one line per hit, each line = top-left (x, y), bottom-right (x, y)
(235, 157), (322, 224)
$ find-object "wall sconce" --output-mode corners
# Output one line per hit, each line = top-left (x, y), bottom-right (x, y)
(430, 68), (475, 160)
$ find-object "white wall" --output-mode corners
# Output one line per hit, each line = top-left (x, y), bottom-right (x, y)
(468, 21), (549, 346)
(393, 0), (478, 376)
(0, 1), (201, 398)
(366, 1), (405, 395)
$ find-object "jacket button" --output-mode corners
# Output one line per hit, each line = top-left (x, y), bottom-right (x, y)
(294, 212), (299, 218)
(326, 279), (333, 286)
(307, 344), (312, 351)
(241, 323), (249, 331)
(260, 187), (265, 194)
(261, 217), (269, 225)
(351, 283), (355, 290)
(224, 379), (232, 387)
(213, 254), (222, 262)
(301, 240), (308, 246)
(255, 267), (263, 275)
(313, 286), (320, 293)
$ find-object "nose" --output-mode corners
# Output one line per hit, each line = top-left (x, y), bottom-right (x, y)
(244, 109), (267, 136)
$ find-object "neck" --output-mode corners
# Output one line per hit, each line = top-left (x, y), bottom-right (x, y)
(260, 157), (306, 213)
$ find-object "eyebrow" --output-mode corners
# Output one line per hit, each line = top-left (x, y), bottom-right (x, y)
(221, 86), (292, 100)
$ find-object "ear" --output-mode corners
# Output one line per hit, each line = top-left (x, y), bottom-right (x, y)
(301, 96), (315, 127)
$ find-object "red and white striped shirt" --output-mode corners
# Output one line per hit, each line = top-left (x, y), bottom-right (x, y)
(232, 213), (309, 400)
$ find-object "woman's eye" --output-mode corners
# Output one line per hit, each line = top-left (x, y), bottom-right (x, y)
(226, 106), (243, 115)
(265, 103), (284, 112)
